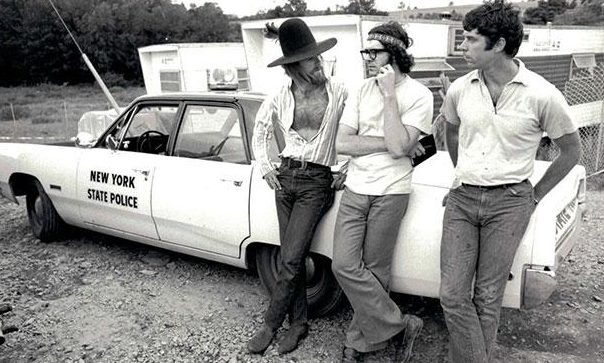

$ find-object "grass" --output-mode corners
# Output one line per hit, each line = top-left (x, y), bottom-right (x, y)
(0, 84), (145, 142)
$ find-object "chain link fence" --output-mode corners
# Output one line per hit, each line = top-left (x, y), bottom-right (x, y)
(537, 62), (604, 177)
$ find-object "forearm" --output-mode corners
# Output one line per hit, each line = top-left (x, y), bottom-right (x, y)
(251, 122), (276, 176)
(533, 133), (581, 201)
(444, 122), (459, 167)
(383, 95), (413, 158)
(337, 134), (387, 156)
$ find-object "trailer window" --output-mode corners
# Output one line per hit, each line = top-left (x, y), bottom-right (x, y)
(570, 53), (596, 79)
(237, 68), (250, 91)
(160, 71), (181, 92)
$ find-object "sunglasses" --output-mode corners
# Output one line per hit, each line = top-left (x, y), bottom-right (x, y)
(359, 49), (389, 61)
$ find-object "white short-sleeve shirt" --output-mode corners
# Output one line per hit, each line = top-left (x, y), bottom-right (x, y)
(340, 75), (434, 195)
(442, 59), (577, 186)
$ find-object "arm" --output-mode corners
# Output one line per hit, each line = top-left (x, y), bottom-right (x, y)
(382, 94), (421, 158)
(533, 131), (581, 202)
(251, 98), (281, 190)
(336, 124), (388, 156)
(444, 122), (459, 167)
(377, 66), (418, 158)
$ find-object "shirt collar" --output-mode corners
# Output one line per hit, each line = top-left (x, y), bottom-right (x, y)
(470, 59), (530, 87)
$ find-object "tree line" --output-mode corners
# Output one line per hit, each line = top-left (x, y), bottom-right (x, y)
(0, 0), (601, 87)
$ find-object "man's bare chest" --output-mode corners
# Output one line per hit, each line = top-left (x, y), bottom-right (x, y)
(292, 89), (328, 131)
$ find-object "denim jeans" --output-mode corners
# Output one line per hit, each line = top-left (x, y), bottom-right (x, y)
(332, 188), (410, 352)
(264, 164), (334, 329)
(439, 180), (536, 363)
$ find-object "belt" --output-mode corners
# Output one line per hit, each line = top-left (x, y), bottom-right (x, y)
(280, 157), (330, 171)
(462, 179), (528, 190)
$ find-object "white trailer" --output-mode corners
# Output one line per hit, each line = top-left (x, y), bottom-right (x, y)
(137, 43), (249, 95)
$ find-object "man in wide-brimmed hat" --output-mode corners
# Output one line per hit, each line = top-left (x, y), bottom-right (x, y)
(249, 18), (347, 355)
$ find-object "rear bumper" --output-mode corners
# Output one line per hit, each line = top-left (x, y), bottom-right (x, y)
(521, 202), (585, 309)
(522, 267), (557, 309)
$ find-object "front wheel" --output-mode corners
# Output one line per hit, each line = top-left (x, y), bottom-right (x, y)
(25, 180), (65, 242)
(255, 245), (344, 318)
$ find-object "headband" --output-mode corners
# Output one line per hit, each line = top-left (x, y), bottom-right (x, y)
(367, 33), (406, 50)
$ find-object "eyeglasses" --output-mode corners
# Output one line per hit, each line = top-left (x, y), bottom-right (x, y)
(359, 49), (388, 61)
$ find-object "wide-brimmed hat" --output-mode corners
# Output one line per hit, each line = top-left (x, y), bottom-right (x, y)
(268, 18), (337, 67)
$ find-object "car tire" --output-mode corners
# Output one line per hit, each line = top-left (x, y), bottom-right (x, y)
(255, 244), (344, 318)
(26, 180), (64, 242)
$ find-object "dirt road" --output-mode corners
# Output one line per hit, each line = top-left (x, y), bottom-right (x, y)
(1, 191), (603, 363)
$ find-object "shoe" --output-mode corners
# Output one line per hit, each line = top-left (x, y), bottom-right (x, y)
(277, 324), (308, 354)
(393, 314), (423, 363)
(341, 347), (361, 363)
(247, 324), (277, 354)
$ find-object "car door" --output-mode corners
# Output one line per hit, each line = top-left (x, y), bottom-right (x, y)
(77, 102), (180, 239)
(151, 102), (252, 257)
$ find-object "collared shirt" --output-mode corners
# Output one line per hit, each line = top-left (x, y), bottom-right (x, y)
(442, 59), (577, 186)
(340, 75), (433, 195)
(252, 77), (348, 176)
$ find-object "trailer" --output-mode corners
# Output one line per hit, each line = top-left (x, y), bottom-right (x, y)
(137, 43), (249, 95)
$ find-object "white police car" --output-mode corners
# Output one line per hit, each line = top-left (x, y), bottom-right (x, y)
(0, 93), (586, 316)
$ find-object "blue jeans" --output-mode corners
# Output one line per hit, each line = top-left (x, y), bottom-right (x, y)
(439, 180), (536, 363)
(332, 188), (410, 352)
(264, 164), (334, 329)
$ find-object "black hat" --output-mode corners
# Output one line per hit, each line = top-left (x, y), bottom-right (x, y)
(268, 18), (337, 67)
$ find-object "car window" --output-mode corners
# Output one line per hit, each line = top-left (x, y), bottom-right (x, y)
(174, 105), (247, 164)
(116, 105), (178, 154)
(240, 98), (280, 163)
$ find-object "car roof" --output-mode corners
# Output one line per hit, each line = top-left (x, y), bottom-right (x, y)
(132, 91), (267, 104)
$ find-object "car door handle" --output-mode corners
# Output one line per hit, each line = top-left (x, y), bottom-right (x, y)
(220, 178), (243, 187)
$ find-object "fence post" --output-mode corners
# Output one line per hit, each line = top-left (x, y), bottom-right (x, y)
(10, 103), (16, 139)
(63, 101), (68, 139)
(596, 100), (604, 174)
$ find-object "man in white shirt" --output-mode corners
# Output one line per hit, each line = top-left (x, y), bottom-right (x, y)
(439, 1), (581, 362)
(332, 21), (433, 363)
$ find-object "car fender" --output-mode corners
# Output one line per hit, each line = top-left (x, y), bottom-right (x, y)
(246, 162), (337, 260)
(0, 143), (83, 225)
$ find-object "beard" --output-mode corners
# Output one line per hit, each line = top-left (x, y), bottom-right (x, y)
(305, 67), (327, 85)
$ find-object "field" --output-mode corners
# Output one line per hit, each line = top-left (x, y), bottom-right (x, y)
(0, 84), (145, 142)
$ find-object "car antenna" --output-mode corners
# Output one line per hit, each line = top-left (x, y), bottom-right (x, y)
(47, 0), (121, 114)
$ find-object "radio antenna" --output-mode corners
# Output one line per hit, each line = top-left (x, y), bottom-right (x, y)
(48, 0), (120, 113)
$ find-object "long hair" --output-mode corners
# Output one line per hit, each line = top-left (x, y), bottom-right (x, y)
(282, 56), (327, 87)
(368, 21), (415, 74)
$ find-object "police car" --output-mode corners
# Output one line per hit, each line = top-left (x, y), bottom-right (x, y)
(0, 93), (586, 317)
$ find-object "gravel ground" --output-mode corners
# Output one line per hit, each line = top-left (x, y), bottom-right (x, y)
(1, 187), (603, 363)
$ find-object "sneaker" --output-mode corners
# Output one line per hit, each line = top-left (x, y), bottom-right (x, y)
(247, 324), (277, 354)
(393, 314), (423, 363)
(341, 347), (362, 363)
(277, 324), (308, 354)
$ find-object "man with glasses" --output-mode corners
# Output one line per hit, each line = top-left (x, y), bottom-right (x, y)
(332, 21), (433, 363)
(249, 18), (347, 355)
(439, 1), (580, 362)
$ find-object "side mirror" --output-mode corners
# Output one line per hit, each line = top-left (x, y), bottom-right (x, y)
(75, 132), (96, 148)
(105, 134), (119, 151)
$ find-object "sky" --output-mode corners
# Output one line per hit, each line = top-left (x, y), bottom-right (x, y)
(184, 0), (527, 17)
